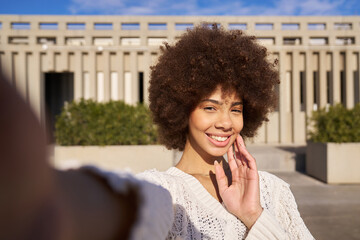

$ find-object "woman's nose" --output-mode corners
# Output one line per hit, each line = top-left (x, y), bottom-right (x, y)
(214, 112), (232, 130)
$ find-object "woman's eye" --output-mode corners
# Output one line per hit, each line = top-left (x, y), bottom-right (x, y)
(204, 106), (216, 111)
(232, 109), (242, 113)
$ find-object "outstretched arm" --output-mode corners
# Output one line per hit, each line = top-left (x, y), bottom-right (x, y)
(214, 134), (262, 229)
(0, 74), (135, 240)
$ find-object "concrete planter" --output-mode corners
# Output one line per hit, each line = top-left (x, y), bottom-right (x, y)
(51, 145), (179, 173)
(306, 142), (360, 184)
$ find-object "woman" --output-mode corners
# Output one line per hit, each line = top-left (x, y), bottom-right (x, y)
(137, 24), (314, 239)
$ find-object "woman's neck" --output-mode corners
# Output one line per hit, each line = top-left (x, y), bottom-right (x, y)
(176, 139), (232, 203)
(176, 140), (224, 176)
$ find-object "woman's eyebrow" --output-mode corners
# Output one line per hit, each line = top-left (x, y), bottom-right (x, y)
(231, 102), (243, 107)
(200, 99), (221, 104)
(200, 99), (243, 106)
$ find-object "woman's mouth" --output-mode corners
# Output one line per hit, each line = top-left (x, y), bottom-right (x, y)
(206, 134), (231, 147)
(209, 135), (228, 142)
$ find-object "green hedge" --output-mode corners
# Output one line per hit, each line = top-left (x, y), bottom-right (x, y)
(308, 103), (360, 143)
(55, 99), (158, 145)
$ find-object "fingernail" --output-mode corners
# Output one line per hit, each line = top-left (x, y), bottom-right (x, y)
(214, 160), (219, 165)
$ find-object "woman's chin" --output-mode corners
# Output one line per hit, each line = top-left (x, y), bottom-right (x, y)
(207, 149), (229, 158)
(209, 141), (235, 157)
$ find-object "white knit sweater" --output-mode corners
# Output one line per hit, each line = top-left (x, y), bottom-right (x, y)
(137, 167), (314, 240)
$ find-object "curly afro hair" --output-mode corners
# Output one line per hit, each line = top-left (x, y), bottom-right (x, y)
(149, 24), (279, 151)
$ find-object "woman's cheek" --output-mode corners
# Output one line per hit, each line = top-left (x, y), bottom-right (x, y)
(234, 116), (244, 133)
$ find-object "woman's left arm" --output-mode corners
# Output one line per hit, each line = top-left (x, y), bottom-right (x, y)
(215, 135), (314, 239)
(214, 134), (263, 228)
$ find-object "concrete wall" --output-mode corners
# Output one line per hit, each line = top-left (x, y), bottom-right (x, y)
(306, 142), (360, 184)
(1, 15), (360, 145)
(52, 145), (177, 173)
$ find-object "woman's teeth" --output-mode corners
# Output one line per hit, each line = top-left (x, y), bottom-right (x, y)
(210, 135), (228, 142)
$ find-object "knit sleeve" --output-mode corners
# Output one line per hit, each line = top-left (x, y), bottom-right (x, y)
(246, 209), (286, 239)
(80, 166), (174, 240)
(272, 176), (314, 240)
(252, 172), (314, 240)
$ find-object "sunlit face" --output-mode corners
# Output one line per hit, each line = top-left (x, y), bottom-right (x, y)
(187, 86), (243, 159)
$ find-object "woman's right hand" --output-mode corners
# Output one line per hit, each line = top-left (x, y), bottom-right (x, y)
(0, 74), (134, 240)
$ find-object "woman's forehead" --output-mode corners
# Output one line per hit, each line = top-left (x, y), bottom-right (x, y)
(203, 85), (242, 101)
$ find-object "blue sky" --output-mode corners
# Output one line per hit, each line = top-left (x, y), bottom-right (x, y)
(0, 0), (359, 15)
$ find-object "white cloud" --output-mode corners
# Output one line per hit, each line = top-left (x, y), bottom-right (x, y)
(67, 0), (357, 15)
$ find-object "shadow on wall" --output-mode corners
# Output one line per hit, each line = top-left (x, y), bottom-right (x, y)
(276, 146), (306, 172)
(245, 145), (306, 172)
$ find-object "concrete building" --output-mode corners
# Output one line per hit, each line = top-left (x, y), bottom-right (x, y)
(0, 15), (359, 144)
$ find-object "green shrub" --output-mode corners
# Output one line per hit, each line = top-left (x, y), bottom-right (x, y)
(55, 99), (158, 146)
(308, 103), (360, 143)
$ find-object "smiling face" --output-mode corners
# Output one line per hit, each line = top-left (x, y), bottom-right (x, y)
(187, 86), (244, 159)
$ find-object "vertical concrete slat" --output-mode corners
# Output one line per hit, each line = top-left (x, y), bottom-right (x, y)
(117, 51), (124, 101)
(28, 20), (37, 45)
(57, 21), (66, 45)
(167, 20), (176, 44)
(58, 51), (68, 72)
(345, 50), (354, 108)
(3, 51), (13, 84)
(85, 36), (92, 47)
(0, 52), (4, 77)
(16, 51), (27, 101)
(292, 50), (301, 142)
(332, 50), (341, 104)
(297, 52), (306, 143)
(305, 51), (314, 118)
(286, 55), (292, 143)
(140, 20), (147, 46)
(130, 51), (138, 104)
(144, 50), (151, 105)
(358, 51), (360, 104)
(113, 21), (120, 45)
(88, 51), (96, 99)
(44, 51), (55, 72)
(103, 51), (111, 102)
(319, 50), (327, 108)
(74, 51), (83, 100)
(28, 51), (42, 121)
(279, 51), (287, 143)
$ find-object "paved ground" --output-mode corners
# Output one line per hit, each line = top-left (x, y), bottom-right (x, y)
(272, 171), (360, 240)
